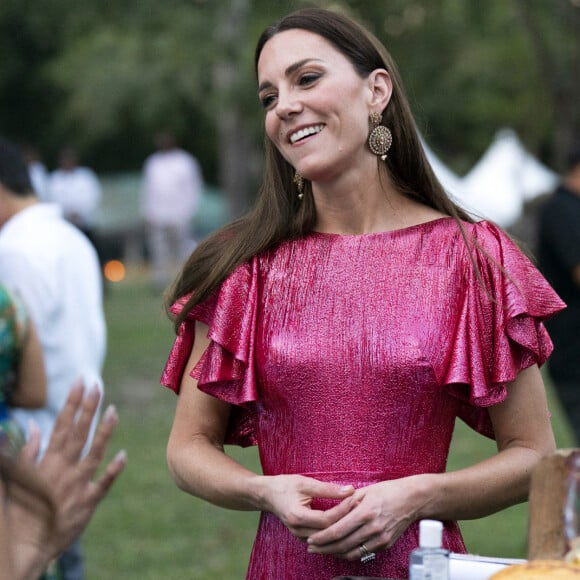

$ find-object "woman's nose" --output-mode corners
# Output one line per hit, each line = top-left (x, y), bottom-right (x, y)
(275, 89), (302, 119)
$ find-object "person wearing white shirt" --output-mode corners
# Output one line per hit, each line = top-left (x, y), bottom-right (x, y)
(141, 132), (203, 291)
(22, 145), (50, 201)
(48, 147), (102, 231)
(28, 160), (49, 200)
(0, 137), (106, 580)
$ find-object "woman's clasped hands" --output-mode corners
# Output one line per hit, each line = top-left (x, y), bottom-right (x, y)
(260, 474), (355, 542)
(264, 475), (423, 562)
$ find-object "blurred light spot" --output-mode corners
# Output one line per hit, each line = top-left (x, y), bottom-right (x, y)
(104, 260), (126, 283)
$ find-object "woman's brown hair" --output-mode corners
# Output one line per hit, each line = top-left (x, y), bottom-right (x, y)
(166, 7), (474, 330)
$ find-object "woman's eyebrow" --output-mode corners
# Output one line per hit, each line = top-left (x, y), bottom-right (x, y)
(258, 58), (323, 92)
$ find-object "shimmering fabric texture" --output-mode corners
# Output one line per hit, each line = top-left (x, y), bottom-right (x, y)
(161, 218), (565, 580)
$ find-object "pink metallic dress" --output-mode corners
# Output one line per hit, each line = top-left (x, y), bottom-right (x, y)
(162, 218), (565, 580)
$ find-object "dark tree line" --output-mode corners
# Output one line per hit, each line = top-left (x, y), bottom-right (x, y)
(1, 0), (578, 213)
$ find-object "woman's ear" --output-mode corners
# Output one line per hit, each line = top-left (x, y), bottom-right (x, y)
(367, 69), (392, 111)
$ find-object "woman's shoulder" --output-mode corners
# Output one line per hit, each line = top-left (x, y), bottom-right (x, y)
(459, 220), (565, 314)
(464, 219), (509, 240)
(462, 220), (527, 263)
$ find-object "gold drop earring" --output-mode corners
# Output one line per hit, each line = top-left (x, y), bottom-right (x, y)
(368, 111), (392, 161)
(293, 172), (304, 200)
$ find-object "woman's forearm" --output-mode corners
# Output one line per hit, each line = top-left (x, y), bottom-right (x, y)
(167, 434), (268, 512)
(416, 366), (556, 522)
(414, 444), (547, 523)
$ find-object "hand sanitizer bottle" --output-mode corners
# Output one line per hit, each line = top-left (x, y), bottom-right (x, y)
(409, 519), (449, 580)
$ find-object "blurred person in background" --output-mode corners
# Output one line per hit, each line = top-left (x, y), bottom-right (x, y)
(538, 140), (580, 442)
(22, 144), (49, 202)
(161, 8), (564, 579)
(0, 136), (107, 580)
(47, 147), (102, 246)
(141, 131), (203, 293)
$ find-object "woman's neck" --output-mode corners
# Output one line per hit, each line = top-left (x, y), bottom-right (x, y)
(311, 171), (442, 235)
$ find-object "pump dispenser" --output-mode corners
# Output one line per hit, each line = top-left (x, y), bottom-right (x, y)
(409, 519), (449, 579)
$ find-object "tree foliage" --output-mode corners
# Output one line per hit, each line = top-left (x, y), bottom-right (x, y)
(0, 0), (578, 205)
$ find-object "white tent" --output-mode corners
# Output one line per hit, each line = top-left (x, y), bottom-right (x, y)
(460, 129), (558, 227)
(421, 137), (467, 205)
(421, 135), (519, 224)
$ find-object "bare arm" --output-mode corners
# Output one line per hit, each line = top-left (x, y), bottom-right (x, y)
(308, 364), (556, 559)
(166, 321), (355, 534)
(166, 321), (264, 510)
(10, 319), (46, 409)
(419, 364), (556, 518)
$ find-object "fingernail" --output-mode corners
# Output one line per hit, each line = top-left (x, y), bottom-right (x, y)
(103, 405), (118, 423)
(306, 538), (313, 545)
(340, 485), (354, 492)
(115, 450), (127, 465)
(70, 381), (84, 395)
(89, 384), (101, 400)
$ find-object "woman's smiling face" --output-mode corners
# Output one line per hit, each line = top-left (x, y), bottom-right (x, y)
(257, 29), (378, 184)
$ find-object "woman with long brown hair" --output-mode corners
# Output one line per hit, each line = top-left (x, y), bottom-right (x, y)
(162, 8), (564, 579)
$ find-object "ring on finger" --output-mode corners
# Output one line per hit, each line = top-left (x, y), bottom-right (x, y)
(359, 543), (376, 564)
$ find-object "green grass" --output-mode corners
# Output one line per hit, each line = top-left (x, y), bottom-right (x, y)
(83, 279), (575, 578)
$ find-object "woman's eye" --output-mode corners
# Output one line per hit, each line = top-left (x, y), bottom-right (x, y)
(299, 73), (320, 86)
(260, 94), (276, 109)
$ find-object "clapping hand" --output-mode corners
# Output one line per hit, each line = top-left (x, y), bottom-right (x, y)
(7, 382), (127, 578)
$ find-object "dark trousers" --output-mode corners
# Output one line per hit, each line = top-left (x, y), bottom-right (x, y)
(59, 538), (84, 580)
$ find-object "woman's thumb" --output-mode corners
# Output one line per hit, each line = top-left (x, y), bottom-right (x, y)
(309, 481), (354, 498)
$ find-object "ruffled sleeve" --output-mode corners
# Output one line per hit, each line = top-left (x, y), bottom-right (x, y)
(160, 258), (259, 447)
(443, 221), (566, 438)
